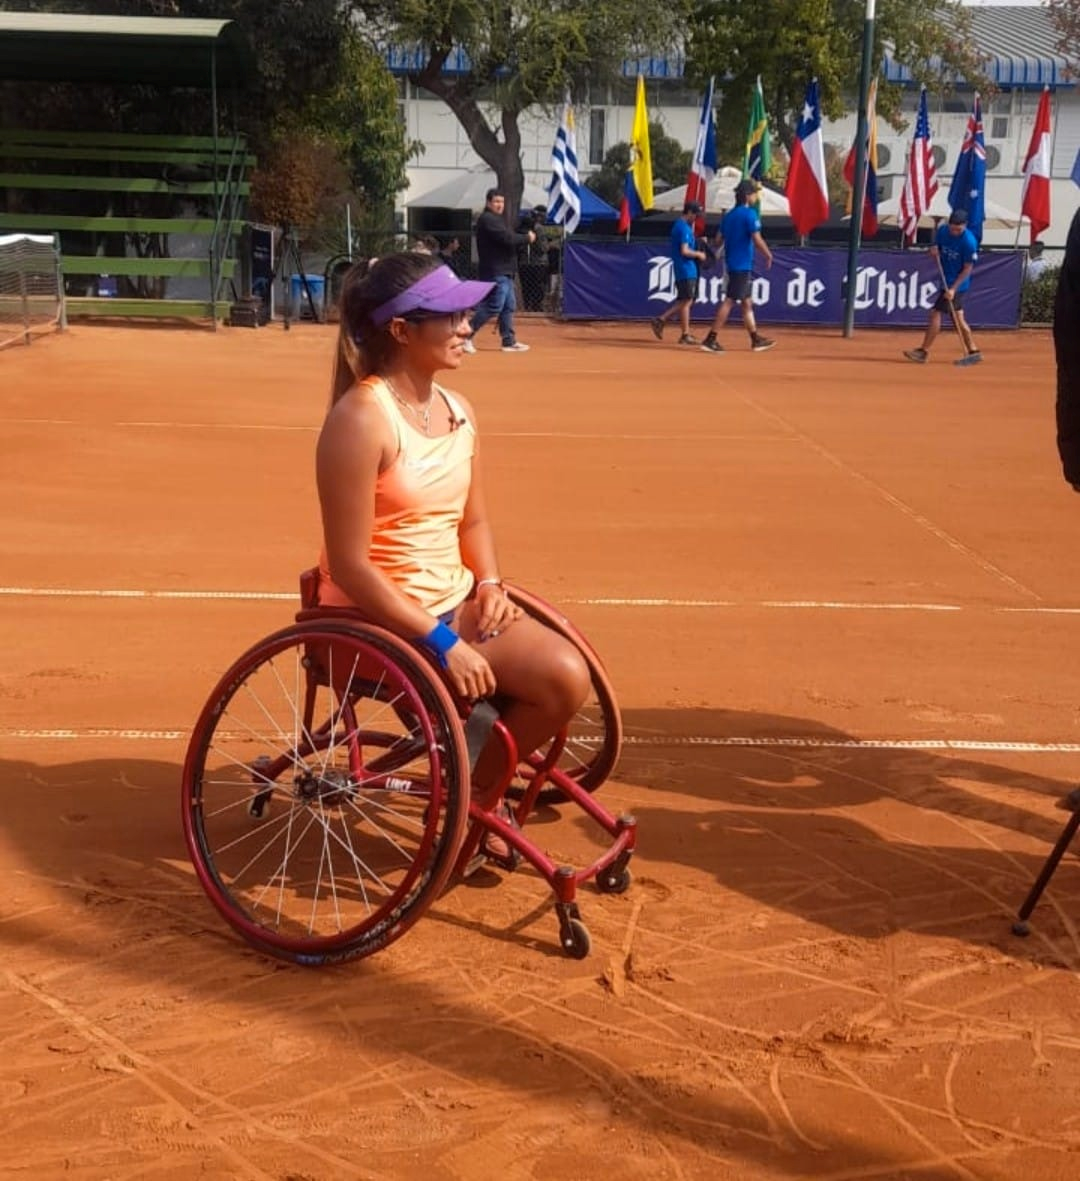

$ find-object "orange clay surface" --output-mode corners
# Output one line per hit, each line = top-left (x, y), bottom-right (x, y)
(2, 317), (1080, 1180)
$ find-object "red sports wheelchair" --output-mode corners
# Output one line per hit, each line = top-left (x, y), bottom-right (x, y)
(181, 570), (635, 964)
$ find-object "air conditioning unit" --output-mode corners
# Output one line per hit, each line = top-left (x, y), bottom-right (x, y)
(984, 142), (1006, 172)
(878, 139), (907, 172)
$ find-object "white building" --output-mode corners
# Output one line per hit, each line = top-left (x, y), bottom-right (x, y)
(391, 5), (1079, 249)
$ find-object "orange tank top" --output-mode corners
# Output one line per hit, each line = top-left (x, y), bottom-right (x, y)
(318, 377), (476, 615)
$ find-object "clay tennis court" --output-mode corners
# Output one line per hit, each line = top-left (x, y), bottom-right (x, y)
(2, 317), (1079, 1180)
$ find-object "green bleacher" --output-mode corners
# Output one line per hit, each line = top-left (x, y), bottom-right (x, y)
(0, 15), (255, 323)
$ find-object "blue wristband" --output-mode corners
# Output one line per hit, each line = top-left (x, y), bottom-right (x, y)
(420, 620), (460, 668)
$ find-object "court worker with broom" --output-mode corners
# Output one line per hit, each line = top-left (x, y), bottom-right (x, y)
(903, 208), (983, 367)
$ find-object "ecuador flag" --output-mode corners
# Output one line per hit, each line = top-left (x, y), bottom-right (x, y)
(618, 76), (654, 233)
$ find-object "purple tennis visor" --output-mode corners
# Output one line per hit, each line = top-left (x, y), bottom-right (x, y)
(371, 265), (494, 326)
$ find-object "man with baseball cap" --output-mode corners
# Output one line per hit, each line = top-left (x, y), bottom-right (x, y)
(700, 179), (775, 354)
(650, 200), (709, 345)
(904, 208), (982, 366)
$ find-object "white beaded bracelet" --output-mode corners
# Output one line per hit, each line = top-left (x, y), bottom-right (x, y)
(476, 577), (503, 591)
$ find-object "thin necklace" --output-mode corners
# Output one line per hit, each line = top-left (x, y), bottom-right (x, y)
(383, 376), (435, 435)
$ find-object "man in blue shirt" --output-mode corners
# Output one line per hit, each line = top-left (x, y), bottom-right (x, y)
(904, 208), (982, 365)
(651, 201), (709, 345)
(700, 180), (775, 354)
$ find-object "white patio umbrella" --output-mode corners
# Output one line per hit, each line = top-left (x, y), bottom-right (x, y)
(407, 166), (551, 212)
(875, 189), (1025, 230)
(651, 165), (791, 217)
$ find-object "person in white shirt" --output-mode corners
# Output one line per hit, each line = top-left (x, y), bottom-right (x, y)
(1027, 241), (1049, 283)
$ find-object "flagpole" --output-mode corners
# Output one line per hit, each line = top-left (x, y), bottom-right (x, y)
(842, 0), (876, 339)
(1016, 91), (1032, 250)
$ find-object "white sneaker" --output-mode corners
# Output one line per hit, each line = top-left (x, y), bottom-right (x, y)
(461, 339), (476, 355)
(502, 342), (530, 353)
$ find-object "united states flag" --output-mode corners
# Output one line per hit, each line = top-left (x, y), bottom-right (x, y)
(899, 88), (938, 244)
(547, 96), (582, 235)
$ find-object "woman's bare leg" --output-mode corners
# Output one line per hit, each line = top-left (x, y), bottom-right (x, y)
(452, 606), (591, 801)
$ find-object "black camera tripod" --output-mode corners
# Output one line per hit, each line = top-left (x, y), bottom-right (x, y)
(273, 224), (322, 329)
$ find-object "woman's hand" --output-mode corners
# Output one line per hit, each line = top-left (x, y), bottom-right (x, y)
(445, 640), (496, 701)
(475, 584), (524, 642)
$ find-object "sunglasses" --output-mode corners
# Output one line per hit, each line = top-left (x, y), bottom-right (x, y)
(401, 308), (472, 328)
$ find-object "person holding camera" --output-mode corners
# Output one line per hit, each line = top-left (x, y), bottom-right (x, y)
(438, 235), (463, 276)
(464, 188), (534, 354)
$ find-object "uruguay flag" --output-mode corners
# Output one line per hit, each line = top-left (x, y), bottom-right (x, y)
(685, 77), (717, 233)
(948, 93), (987, 243)
(786, 78), (830, 237)
(547, 96), (582, 235)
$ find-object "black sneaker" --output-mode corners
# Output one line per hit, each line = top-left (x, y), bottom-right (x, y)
(650, 317), (664, 340)
(751, 335), (776, 353)
(678, 333), (700, 346)
(700, 336), (724, 354)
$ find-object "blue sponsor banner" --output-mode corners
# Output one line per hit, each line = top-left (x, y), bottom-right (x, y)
(563, 242), (1023, 328)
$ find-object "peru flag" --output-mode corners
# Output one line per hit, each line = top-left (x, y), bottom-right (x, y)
(786, 79), (830, 237)
(1021, 87), (1052, 243)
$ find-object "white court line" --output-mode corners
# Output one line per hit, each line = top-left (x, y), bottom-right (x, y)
(3, 728), (1080, 754)
(121, 420), (316, 432)
(574, 598), (966, 611)
(0, 586), (298, 601)
(3, 586), (1080, 614)
(619, 736), (1080, 753)
(5, 418), (791, 442)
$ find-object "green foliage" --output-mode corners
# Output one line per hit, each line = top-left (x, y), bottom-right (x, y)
(1021, 265), (1060, 325)
(1048, 0), (1080, 67)
(0, 0), (412, 217)
(358, 0), (688, 110)
(249, 32), (419, 234)
(321, 37), (419, 214)
(586, 121), (692, 208)
(687, 0), (991, 156)
(350, 0), (690, 216)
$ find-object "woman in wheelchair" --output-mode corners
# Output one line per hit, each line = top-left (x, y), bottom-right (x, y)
(315, 251), (592, 832)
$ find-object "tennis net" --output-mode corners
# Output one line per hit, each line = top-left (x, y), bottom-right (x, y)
(0, 232), (65, 350)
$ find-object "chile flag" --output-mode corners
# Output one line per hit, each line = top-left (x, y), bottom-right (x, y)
(786, 79), (830, 237)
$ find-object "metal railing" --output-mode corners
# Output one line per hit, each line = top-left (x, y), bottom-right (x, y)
(208, 135), (249, 309)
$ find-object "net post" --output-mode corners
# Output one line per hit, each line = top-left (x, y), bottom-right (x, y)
(18, 252), (29, 344)
(54, 233), (67, 332)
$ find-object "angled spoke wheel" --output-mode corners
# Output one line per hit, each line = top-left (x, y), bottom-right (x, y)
(182, 622), (469, 964)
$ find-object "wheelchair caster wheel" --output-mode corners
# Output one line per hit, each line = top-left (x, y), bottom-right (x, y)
(596, 861), (632, 895)
(1012, 920), (1031, 937)
(559, 917), (591, 960)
